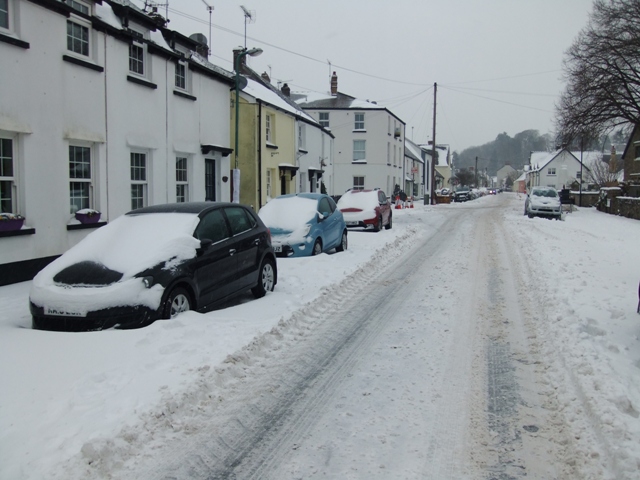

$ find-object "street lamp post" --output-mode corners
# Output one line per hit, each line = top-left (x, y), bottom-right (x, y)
(233, 47), (263, 203)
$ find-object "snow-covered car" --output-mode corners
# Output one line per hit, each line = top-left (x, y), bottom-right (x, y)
(454, 187), (471, 202)
(258, 193), (347, 257)
(525, 186), (562, 220)
(30, 202), (277, 331)
(337, 188), (392, 232)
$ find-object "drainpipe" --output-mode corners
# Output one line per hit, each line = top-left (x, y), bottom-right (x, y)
(258, 101), (262, 209)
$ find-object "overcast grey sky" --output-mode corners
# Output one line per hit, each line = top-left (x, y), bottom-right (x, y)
(149, 0), (594, 151)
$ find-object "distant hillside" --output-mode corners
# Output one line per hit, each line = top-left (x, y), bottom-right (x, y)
(453, 130), (553, 176)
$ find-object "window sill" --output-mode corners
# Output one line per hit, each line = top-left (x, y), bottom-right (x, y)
(0, 228), (36, 238)
(63, 54), (104, 72)
(298, 148), (308, 154)
(352, 160), (367, 164)
(173, 90), (197, 101)
(127, 75), (157, 89)
(67, 221), (107, 231)
(0, 32), (29, 49)
(266, 143), (279, 150)
(352, 129), (367, 133)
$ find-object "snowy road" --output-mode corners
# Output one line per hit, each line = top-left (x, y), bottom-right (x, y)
(3, 194), (639, 480)
(119, 196), (571, 479)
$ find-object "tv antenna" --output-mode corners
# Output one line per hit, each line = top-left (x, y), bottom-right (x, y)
(240, 5), (255, 49)
(143, 0), (168, 23)
(200, 0), (213, 56)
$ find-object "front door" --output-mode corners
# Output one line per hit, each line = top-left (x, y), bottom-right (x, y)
(205, 159), (216, 201)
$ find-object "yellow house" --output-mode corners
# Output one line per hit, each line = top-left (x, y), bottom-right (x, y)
(231, 74), (300, 210)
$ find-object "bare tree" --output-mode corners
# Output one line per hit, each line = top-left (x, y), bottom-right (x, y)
(587, 156), (622, 187)
(556, 0), (640, 143)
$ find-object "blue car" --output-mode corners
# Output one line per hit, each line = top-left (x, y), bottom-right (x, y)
(258, 193), (348, 257)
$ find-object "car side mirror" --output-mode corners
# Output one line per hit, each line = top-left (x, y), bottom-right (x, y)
(317, 212), (326, 221)
(197, 238), (213, 255)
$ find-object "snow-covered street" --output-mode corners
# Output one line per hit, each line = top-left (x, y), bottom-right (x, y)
(1, 193), (639, 479)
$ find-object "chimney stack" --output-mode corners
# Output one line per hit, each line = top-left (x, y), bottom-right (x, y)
(330, 71), (338, 96)
(261, 71), (271, 83)
(281, 83), (291, 97)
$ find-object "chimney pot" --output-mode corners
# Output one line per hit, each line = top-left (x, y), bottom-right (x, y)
(281, 83), (291, 97)
(261, 71), (271, 83)
(330, 71), (338, 96)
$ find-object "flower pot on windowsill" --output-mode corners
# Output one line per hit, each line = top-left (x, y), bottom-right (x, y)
(75, 210), (101, 224)
(0, 213), (25, 232)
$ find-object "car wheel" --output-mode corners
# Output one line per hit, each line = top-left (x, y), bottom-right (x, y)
(385, 214), (392, 230)
(251, 258), (275, 298)
(312, 238), (323, 256)
(374, 216), (383, 232)
(336, 230), (348, 252)
(163, 287), (191, 319)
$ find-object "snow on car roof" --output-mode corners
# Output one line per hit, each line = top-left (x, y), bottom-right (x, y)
(337, 190), (379, 210)
(258, 195), (319, 231)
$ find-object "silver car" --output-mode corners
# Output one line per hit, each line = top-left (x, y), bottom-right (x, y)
(525, 186), (562, 220)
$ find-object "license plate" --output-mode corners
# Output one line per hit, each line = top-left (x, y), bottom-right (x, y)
(45, 307), (86, 317)
(273, 245), (282, 253)
(346, 221), (359, 226)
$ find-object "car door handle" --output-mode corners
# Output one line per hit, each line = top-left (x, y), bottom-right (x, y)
(253, 239), (260, 245)
(229, 249), (237, 256)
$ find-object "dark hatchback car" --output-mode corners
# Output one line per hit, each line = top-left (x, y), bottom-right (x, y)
(30, 202), (277, 331)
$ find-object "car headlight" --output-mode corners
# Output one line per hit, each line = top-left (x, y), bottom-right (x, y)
(302, 224), (311, 237)
(142, 276), (154, 288)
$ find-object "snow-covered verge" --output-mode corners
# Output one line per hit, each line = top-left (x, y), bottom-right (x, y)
(505, 196), (640, 478)
(0, 205), (443, 480)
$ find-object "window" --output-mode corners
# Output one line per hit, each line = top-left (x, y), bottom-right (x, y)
(225, 206), (254, 236)
(298, 124), (306, 150)
(130, 152), (147, 210)
(67, 20), (89, 56)
(388, 117), (391, 135)
(353, 140), (366, 162)
(634, 144), (640, 159)
(354, 113), (365, 130)
(69, 145), (92, 213)
(353, 176), (364, 190)
(0, 137), (15, 213)
(129, 41), (144, 75)
(0, 0), (9, 29)
(175, 62), (186, 90)
(548, 167), (556, 175)
(266, 169), (273, 200)
(387, 143), (390, 165)
(176, 156), (188, 202)
(68, 0), (89, 14)
(393, 146), (396, 166)
(265, 115), (273, 143)
(319, 112), (329, 128)
(576, 171), (582, 179)
(194, 209), (229, 243)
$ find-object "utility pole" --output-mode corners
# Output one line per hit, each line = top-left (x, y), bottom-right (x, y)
(431, 82), (437, 205)
(475, 156), (478, 187)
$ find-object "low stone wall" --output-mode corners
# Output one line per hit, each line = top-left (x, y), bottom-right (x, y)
(596, 187), (640, 220)
(569, 191), (599, 207)
(615, 197), (640, 220)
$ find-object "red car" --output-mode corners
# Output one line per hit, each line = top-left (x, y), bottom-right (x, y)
(337, 188), (392, 232)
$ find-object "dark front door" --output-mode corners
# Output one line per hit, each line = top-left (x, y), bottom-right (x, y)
(205, 159), (216, 201)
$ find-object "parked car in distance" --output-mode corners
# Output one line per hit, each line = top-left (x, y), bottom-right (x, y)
(454, 186), (471, 202)
(30, 202), (277, 331)
(337, 188), (392, 232)
(258, 193), (348, 257)
(525, 186), (562, 220)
